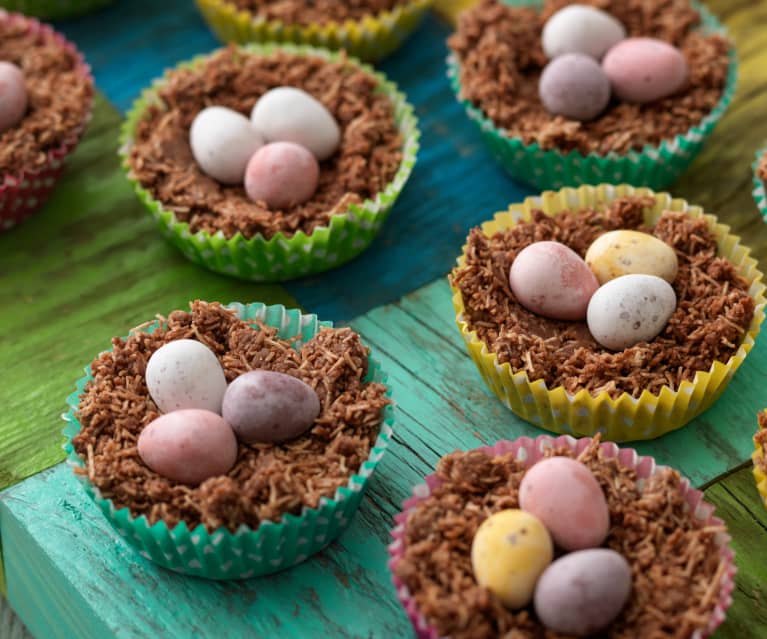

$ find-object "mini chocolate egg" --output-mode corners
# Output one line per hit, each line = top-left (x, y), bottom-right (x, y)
(587, 274), (677, 350)
(586, 230), (678, 284)
(519, 457), (609, 551)
(145, 339), (228, 414)
(244, 141), (320, 209)
(471, 509), (553, 609)
(251, 87), (341, 161)
(509, 241), (600, 320)
(539, 54), (611, 121)
(603, 38), (688, 103)
(0, 61), (27, 133)
(222, 370), (321, 444)
(534, 549), (632, 636)
(542, 4), (626, 60)
(190, 106), (264, 184)
(137, 409), (238, 484)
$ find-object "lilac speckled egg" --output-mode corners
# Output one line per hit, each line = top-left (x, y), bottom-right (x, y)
(542, 4), (626, 61)
(137, 409), (238, 484)
(222, 370), (321, 444)
(0, 62), (28, 134)
(519, 457), (610, 551)
(244, 142), (320, 209)
(603, 38), (688, 103)
(539, 54), (611, 121)
(509, 241), (600, 321)
(534, 549), (632, 636)
(145, 339), (228, 414)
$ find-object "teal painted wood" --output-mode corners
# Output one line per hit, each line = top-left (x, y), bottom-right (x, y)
(2, 276), (766, 638)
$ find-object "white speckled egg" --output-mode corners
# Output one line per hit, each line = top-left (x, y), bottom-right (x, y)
(587, 274), (677, 350)
(542, 4), (626, 61)
(534, 549), (632, 636)
(145, 339), (228, 414)
(138, 409), (238, 485)
(190, 106), (264, 184)
(0, 61), (27, 134)
(251, 87), (341, 161)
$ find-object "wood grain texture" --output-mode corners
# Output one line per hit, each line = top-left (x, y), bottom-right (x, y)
(1, 275), (766, 638)
(0, 93), (295, 493)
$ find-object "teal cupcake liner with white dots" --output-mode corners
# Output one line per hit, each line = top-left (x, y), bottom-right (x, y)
(752, 146), (767, 223)
(62, 302), (395, 580)
(447, 0), (737, 191)
(0, 0), (112, 19)
(119, 43), (419, 282)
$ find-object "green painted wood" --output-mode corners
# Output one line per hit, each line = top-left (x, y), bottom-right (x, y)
(2, 274), (767, 637)
(0, 92), (296, 494)
(705, 466), (767, 638)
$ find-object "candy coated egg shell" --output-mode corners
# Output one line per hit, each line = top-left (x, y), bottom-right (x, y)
(244, 141), (320, 209)
(542, 4), (626, 60)
(471, 509), (553, 609)
(0, 61), (28, 134)
(539, 53), (611, 122)
(585, 230), (678, 284)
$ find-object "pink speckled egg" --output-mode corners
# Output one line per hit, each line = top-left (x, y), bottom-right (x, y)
(602, 37), (688, 103)
(0, 61), (28, 134)
(519, 457), (610, 551)
(244, 141), (320, 209)
(509, 241), (599, 321)
(137, 409), (238, 485)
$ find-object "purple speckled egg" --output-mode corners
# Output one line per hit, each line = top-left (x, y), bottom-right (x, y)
(222, 370), (321, 444)
(519, 456), (610, 551)
(137, 409), (238, 485)
(539, 53), (611, 121)
(534, 549), (632, 636)
(244, 141), (320, 209)
(603, 37), (688, 103)
(509, 241), (600, 321)
(0, 62), (28, 134)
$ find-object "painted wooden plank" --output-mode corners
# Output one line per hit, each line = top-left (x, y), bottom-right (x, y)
(2, 273), (767, 637)
(0, 93), (295, 494)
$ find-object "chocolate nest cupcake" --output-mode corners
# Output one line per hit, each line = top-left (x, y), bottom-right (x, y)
(450, 185), (765, 441)
(389, 436), (735, 639)
(447, 0), (736, 189)
(0, 11), (93, 230)
(227, 0), (409, 24)
(64, 301), (394, 579)
(121, 45), (418, 281)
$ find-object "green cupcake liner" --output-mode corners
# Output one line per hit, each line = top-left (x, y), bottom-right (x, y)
(62, 302), (395, 580)
(0, 0), (112, 19)
(119, 43), (419, 282)
(447, 0), (737, 191)
(752, 145), (767, 223)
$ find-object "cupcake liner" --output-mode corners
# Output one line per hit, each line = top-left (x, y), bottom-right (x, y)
(388, 434), (736, 639)
(752, 146), (767, 223)
(0, 11), (93, 231)
(752, 414), (767, 510)
(119, 43), (419, 282)
(0, 0), (112, 19)
(194, 0), (432, 62)
(61, 302), (395, 580)
(451, 184), (766, 441)
(446, 0), (737, 191)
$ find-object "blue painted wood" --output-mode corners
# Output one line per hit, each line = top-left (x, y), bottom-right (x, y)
(52, 2), (534, 322)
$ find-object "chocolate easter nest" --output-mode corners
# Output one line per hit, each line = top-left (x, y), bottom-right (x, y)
(72, 301), (390, 532)
(228, 0), (408, 25)
(448, 0), (730, 155)
(450, 195), (755, 399)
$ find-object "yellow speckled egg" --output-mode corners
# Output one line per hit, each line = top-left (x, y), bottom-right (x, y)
(585, 230), (678, 284)
(471, 509), (553, 609)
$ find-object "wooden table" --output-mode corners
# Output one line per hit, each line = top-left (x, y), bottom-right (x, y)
(1, 0), (767, 637)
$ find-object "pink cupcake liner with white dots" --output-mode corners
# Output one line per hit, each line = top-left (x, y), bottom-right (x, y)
(388, 435), (736, 639)
(0, 10), (93, 232)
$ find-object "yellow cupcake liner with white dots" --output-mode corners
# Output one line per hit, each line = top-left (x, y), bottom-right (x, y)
(194, 0), (432, 62)
(752, 414), (767, 510)
(451, 184), (766, 442)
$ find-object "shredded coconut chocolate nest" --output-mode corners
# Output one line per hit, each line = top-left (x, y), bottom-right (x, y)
(394, 439), (728, 639)
(127, 48), (403, 240)
(73, 301), (389, 532)
(0, 17), (93, 177)
(450, 197), (755, 399)
(230, 0), (407, 24)
(754, 411), (767, 474)
(448, 0), (730, 155)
